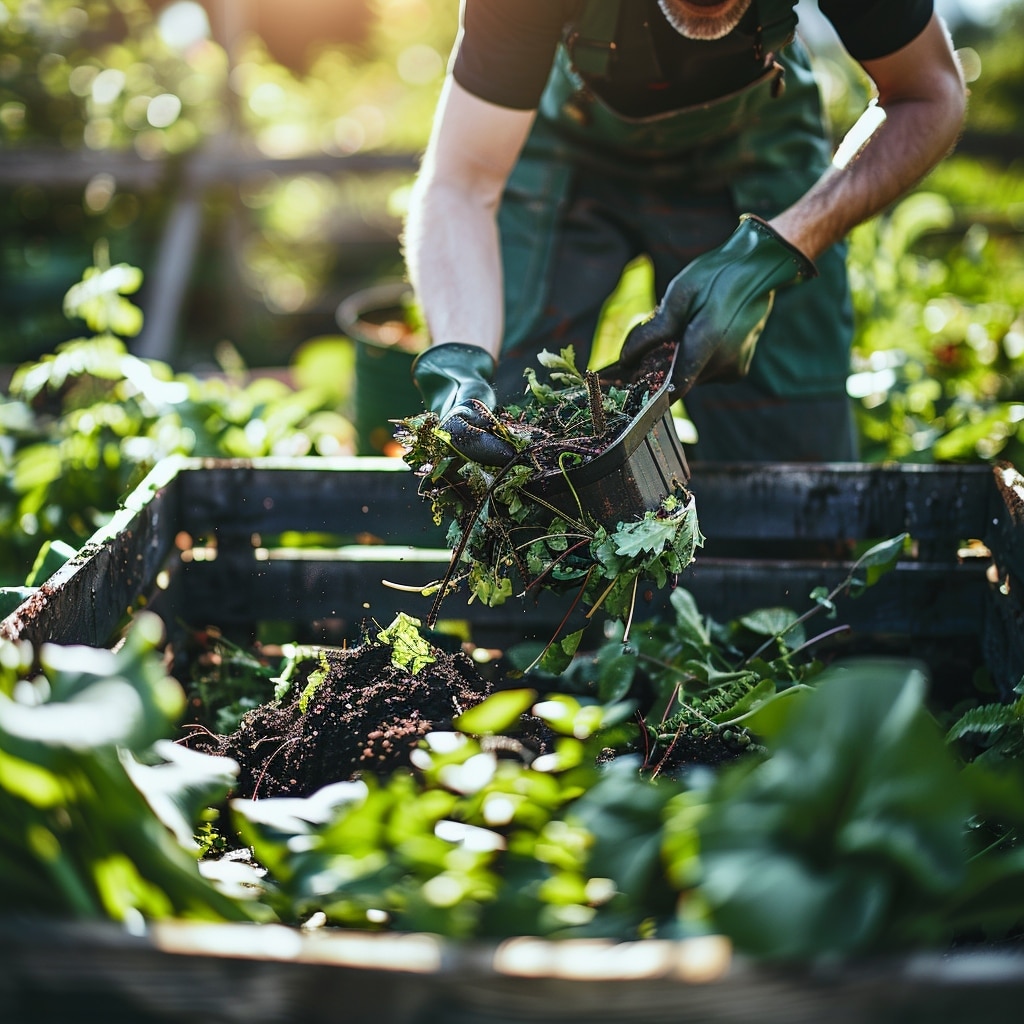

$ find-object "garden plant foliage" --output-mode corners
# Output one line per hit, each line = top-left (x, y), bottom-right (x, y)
(0, 248), (357, 589)
(7, 543), (1024, 959)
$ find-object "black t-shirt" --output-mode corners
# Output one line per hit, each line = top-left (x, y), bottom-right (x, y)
(452, 0), (934, 114)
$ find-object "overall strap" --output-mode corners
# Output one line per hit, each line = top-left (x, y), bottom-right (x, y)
(565, 0), (622, 77)
(750, 0), (799, 62)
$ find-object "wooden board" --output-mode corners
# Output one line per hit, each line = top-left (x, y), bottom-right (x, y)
(1, 457), (1018, 692)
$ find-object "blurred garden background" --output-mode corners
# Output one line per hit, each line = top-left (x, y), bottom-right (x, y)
(0, 0), (1023, 588)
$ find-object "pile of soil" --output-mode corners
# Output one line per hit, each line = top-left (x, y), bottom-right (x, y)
(183, 642), (495, 799)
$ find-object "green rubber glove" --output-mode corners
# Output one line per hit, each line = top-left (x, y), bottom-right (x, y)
(620, 214), (817, 395)
(411, 342), (516, 465)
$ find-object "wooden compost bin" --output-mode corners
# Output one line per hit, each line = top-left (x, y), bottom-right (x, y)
(2, 455), (1024, 1024)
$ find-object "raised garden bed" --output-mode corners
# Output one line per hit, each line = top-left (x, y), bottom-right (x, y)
(2, 455), (1024, 1023)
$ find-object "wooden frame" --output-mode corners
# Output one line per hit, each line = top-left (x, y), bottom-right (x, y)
(2, 455), (1020, 693)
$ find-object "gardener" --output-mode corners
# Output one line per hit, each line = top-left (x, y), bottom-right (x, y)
(405, 0), (966, 464)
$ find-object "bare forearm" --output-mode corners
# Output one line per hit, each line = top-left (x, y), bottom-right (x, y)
(771, 97), (963, 259)
(770, 15), (966, 259)
(403, 78), (534, 361)
(405, 177), (505, 359)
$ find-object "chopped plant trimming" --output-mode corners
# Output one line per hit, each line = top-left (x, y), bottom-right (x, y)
(395, 347), (704, 638)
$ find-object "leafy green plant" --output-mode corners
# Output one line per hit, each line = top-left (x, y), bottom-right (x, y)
(695, 660), (973, 959)
(0, 612), (257, 922)
(184, 628), (283, 736)
(0, 253), (356, 587)
(847, 178), (1024, 465)
(8, 574), (1024, 956)
(221, 637), (1024, 953)
(229, 684), (691, 940)
(397, 347), (702, 645)
(0, 0), (227, 155)
(946, 676), (1024, 765)
(517, 533), (909, 775)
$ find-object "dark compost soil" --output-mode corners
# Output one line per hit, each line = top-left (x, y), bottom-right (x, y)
(184, 643), (496, 799)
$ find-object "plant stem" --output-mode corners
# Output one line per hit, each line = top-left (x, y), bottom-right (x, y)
(786, 623), (852, 660)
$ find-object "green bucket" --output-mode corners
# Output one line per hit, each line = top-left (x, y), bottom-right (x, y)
(336, 281), (427, 456)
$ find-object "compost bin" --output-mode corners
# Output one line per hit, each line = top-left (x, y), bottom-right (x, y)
(2, 455), (1024, 1024)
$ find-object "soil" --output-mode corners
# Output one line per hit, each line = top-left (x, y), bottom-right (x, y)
(181, 629), (743, 805)
(183, 642), (498, 799)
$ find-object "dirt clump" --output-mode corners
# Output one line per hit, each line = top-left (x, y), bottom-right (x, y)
(184, 642), (494, 799)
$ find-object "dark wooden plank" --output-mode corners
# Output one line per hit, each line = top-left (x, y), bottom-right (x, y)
(172, 552), (988, 648)
(686, 462), (997, 548)
(177, 457), (448, 547)
(174, 459), (1002, 554)
(985, 462), (1024, 694)
(0, 461), (183, 646)
(0, 458), (1009, 681)
(991, 462), (1024, 581)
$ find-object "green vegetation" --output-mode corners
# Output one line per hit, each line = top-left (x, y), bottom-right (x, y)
(0, 611), (257, 922)
(4, 568), (1024, 959)
(0, 247), (356, 587)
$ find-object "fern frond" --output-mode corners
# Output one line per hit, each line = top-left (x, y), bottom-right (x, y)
(946, 696), (1024, 744)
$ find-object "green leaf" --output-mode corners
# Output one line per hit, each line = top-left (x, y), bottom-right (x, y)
(0, 616), (183, 763)
(122, 740), (239, 849)
(376, 613), (436, 675)
(531, 695), (610, 740)
(539, 629), (584, 675)
(596, 653), (638, 703)
(738, 607), (805, 648)
(669, 588), (711, 647)
(808, 585), (836, 617)
(570, 760), (679, 911)
(232, 780), (372, 850)
(11, 443), (62, 494)
(453, 689), (537, 735)
(700, 849), (891, 960)
(10, 335), (130, 399)
(946, 697), (1024, 745)
(710, 678), (777, 724)
(470, 571), (513, 608)
(934, 412), (1013, 462)
(849, 534), (907, 595)
(699, 658), (970, 958)
(732, 684), (814, 737)
(612, 515), (682, 559)
(536, 346), (584, 383)
(25, 539), (78, 587)
(64, 264), (145, 338)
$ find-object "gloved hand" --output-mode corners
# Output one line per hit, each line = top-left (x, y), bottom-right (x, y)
(411, 342), (516, 466)
(619, 214), (817, 395)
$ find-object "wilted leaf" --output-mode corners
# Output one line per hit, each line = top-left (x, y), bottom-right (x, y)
(376, 612), (436, 675)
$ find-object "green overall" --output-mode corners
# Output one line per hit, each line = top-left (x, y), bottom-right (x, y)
(496, 0), (857, 461)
